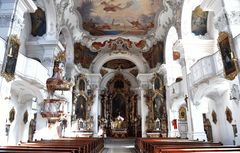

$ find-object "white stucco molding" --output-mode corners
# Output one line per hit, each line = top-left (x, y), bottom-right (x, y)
(86, 73), (102, 88)
(20, 0), (37, 13)
(100, 71), (138, 90)
(192, 78), (230, 106)
(91, 52), (149, 74)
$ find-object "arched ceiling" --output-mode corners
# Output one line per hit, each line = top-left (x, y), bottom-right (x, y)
(53, 0), (185, 75)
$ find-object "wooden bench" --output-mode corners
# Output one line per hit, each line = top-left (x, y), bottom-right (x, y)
(159, 147), (240, 153)
(135, 138), (223, 153)
(0, 146), (74, 153)
(19, 137), (104, 153)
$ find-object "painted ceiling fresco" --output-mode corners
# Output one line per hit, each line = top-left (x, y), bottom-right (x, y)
(143, 41), (164, 68)
(192, 6), (208, 36)
(74, 43), (98, 69)
(103, 59), (136, 69)
(78, 0), (163, 36)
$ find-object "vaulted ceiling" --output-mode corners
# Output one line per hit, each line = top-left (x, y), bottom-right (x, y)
(70, 0), (172, 73)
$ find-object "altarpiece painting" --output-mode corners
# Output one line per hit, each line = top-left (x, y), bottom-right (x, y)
(218, 32), (238, 80)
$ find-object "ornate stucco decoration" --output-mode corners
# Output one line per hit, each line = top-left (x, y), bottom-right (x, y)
(227, 11), (240, 25)
(230, 84), (240, 103)
(55, 0), (185, 52)
(92, 37), (147, 53)
(214, 11), (228, 31)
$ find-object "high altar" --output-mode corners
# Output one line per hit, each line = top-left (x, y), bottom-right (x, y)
(99, 73), (140, 138)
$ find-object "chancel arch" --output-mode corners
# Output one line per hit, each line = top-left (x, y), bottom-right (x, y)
(91, 53), (148, 73)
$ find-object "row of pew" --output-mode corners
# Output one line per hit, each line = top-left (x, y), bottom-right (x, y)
(135, 138), (240, 153)
(0, 137), (104, 153)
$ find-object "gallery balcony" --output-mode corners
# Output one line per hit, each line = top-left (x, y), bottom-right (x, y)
(189, 51), (224, 87)
(15, 53), (49, 87)
(169, 80), (184, 100)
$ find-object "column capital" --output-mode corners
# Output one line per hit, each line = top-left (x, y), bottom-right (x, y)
(86, 73), (102, 89)
(137, 73), (153, 90)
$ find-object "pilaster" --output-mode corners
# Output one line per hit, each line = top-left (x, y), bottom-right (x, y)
(137, 73), (153, 137)
(86, 73), (102, 136)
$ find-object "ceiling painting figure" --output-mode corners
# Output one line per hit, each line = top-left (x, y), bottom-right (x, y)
(78, 0), (163, 36)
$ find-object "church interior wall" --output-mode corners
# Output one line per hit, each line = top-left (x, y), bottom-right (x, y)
(0, 37), (6, 64)
(0, 0), (240, 146)
(191, 78), (240, 144)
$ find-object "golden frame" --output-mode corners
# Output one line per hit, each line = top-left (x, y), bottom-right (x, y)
(1, 35), (20, 82)
(218, 32), (238, 80)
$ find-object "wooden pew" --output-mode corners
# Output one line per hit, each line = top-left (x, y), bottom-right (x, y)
(135, 138), (222, 153)
(159, 146), (240, 153)
(20, 137), (104, 153)
(0, 146), (74, 153)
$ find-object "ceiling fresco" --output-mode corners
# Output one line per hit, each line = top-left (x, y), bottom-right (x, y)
(74, 42), (98, 69)
(143, 41), (164, 68)
(77, 0), (163, 36)
(103, 59), (136, 69)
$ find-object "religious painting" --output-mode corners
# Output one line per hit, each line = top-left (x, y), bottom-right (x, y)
(179, 106), (187, 121)
(74, 43), (98, 69)
(212, 110), (217, 124)
(76, 74), (87, 91)
(112, 94), (126, 119)
(23, 110), (28, 124)
(191, 6), (208, 36)
(30, 7), (46, 37)
(77, 0), (163, 36)
(143, 41), (164, 68)
(225, 107), (233, 124)
(218, 32), (238, 80)
(75, 96), (87, 120)
(9, 107), (15, 123)
(1, 35), (20, 82)
(153, 95), (163, 120)
(153, 74), (164, 91)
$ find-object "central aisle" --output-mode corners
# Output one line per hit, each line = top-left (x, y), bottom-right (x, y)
(103, 138), (136, 153)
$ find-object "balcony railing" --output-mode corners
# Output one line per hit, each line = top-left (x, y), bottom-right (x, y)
(168, 51), (224, 99)
(189, 51), (223, 87)
(169, 80), (184, 99)
(15, 53), (49, 87)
